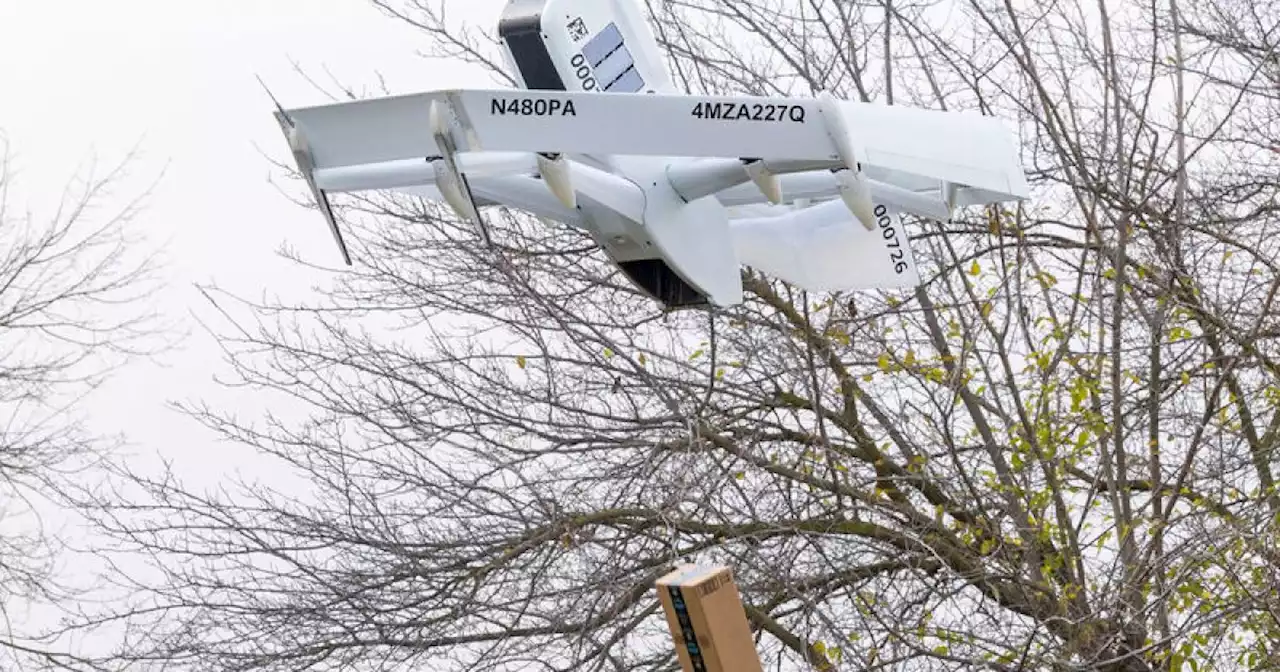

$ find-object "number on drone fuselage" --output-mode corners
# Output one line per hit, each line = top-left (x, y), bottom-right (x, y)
(689, 101), (806, 123)
(874, 204), (911, 275)
(489, 97), (579, 117)
(570, 54), (598, 91)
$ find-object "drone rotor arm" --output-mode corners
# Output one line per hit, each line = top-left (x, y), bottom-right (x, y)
(393, 175), (584, 228)
(708, 169), (953, 222)
(665, 158), (838, 203)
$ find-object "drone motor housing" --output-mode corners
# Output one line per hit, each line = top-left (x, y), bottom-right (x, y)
(498, 0), (731, 309)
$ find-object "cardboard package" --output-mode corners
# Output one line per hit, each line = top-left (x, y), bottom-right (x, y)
(656, 564), (764, 672)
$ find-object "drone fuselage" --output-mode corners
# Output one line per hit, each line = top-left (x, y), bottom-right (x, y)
(499, 0), (740, 307)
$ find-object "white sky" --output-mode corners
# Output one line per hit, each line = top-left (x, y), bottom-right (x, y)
(0, 0), (509, 481)
(0, 2), (518, 650)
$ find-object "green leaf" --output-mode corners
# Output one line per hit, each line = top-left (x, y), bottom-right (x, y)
(689, 348), (705, 361)
(604, 348), (614, 359)
(969, 260), (981, 276)
(516, 355), (527, 369)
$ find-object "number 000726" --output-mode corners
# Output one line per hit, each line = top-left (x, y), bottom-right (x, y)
(570, 54), (597, 91)
(874, 204), (911, 275)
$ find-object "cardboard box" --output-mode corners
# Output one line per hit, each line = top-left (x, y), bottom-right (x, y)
(656, 564), (764, 672)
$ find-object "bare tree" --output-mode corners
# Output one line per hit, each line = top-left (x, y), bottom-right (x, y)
(0, 135), (166, 670)
(72, 0), (1280, 670)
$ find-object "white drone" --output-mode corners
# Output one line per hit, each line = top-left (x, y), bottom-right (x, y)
(273, 0), (1028, 309)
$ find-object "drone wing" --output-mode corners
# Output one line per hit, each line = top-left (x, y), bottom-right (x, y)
(442, 88), (1029, 204)
(272, 92), (454, 263)
(273, 87), (1025, 289)
(281, 87), (1026, 203)
(275, 91), (643, 259)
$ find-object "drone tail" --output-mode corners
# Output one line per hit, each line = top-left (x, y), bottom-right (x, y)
(730, 198), (922, 293)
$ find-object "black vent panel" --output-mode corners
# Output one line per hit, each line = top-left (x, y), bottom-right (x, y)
(618, 259), (708, 308)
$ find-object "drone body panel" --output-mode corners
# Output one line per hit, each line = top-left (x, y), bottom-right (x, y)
(499, 0), (675, 95)
(499, 0), (736, 308)
(628, 160), (744, 307)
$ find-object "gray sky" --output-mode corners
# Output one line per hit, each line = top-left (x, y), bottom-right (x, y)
(1, 0), (507, 480)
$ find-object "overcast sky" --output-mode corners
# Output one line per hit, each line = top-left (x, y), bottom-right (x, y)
(0, 0), (513, 485)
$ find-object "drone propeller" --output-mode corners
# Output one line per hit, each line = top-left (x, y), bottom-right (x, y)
(741, 158), (783, 204)
(816, 91), (877, 231)
(260, 75), (353, 265)
(428, 100), (492, 245)
(290, 138), (353, 265)
(941, 180), (959, 221)
(737, 158), (783, 203)
(536, 152), (577, 210)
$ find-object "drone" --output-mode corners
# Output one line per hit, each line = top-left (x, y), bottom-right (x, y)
(272, 0), (1029, 309)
